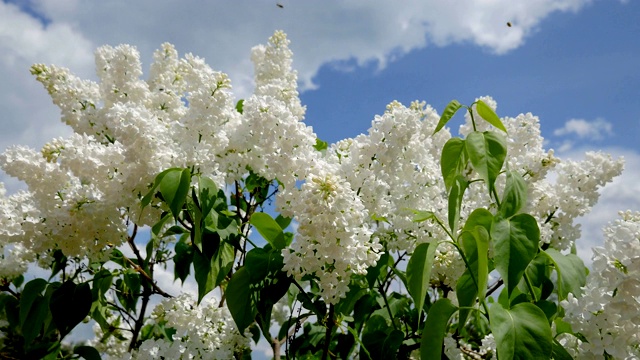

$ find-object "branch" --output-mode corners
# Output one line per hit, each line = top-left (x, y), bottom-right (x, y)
(322, 304), (335, 360)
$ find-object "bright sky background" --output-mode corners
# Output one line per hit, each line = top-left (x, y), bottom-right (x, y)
(1, 0), (639, 330)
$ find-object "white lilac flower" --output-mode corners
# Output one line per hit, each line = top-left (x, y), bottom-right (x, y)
(281, 165), (381, 303)
(112, 293), (250, 360)
(561, 211), (640, 359)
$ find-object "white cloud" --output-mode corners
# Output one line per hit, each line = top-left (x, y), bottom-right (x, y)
(553, 118), (613, 140)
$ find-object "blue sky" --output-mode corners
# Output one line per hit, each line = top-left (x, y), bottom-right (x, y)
(1, 0), (638, 355)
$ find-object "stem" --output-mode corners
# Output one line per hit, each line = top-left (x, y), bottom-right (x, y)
(377, 279), (398, 331)
(272, 338), (281, 360)
(450, 241), (490, 317)
(322, 304), (335, 360)
(486, 279), (503, 297)
(468, 106), (477, 132)
(523, 273), (538, 302)
(129, 284), (151, 351)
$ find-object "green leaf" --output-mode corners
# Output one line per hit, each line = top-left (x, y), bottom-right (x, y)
(245, 247), (284, 282)
(420, 298), (458, 360)
(475, 100), (507, 133)
(193, 249), (214, 304)
(173, 236), (194, 284)
(472, 226), (490, 303)
(21, 296), (49, 346)
(48, 249), (67, 281)
(12, 274), (24, 288)
(361, 315), (390, 360)
(250, 212), (286, 250)
(441, 137), (467, 191)
(50, 281), (92, 338)
(448, 175), (469, 232)
(551, 338), (574, 360)
(226, 267), (257, 333)
(159, 168), (192, 220)
(406, 242), (438, 323)
(141, 167), (182, 208)
(491, 214), (540, 298)
(92, 269), (113, 301)
(490, 302), (553, 359)
(434, 99), (463, 134)
(235, 99), (244, 114)
(462, 208), (494, 234)
(19, 278), (47, 327)
(74, 345), (102, 360)
(543, 248), (587, 300)
(456, 226), (489, 329)
(499, 170), (528, 218)
(411, 209), (437, 223)
(381, 329), (404, 359)
(456, 267), (477, 332)
(314, 138), (328, 152)
(198, 176), (220, 220)
(194, 242), (234, 304)
(275, 214), (292, 230)
(466, 131), (507, 196)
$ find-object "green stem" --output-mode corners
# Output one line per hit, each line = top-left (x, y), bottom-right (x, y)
(523, 272), (538, 303)
(450, 241), (490, 317)
(468, 106), (477, 132)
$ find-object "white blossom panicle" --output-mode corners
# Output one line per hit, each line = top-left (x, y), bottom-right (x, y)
(110, 293), (250, 360)
(327, 101), (450, 253)
(561, 211), (640, 359)
(224, 31), (316, 188)
(281, 165), (381, 303)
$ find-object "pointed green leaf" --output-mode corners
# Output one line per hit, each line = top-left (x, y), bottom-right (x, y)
(441, 138), (467, 192)
(141, 167), (182, 208)
(174, 236), (194, 284)
(434, 100), (463, 134)
(476, 100), (507, 133)
(411, 209), (437, 223)
(456, 226), (489, 329)
(490, 302), (552, 359)
(74, 345), (102, 360)
(420, 298), (458, 360)
(406, 242), (438, 324)
(473, 226), (489, 303)
(159, 168), (191, 220)
(275, 214), (292, 230)
(193, 249), (214, 304)
(543, 248), (587, 300)
(466, 131), (507, 196)
(21, 296), (48, 346)
(19, 278), (47, 328)
(551, 338), (574, 360)
(448, 175), (469, 232)
(250, 212), (286, 250)
(463, 208), (494, 234)
(226, 267), (257, 332)
(198, 176), (219, 219)
(499, 170), (528, 218)
(50, 281), (92, 338)
(491, 214), (540, 298)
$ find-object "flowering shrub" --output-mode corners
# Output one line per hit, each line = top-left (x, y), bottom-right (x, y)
(0, 31), (636, 359)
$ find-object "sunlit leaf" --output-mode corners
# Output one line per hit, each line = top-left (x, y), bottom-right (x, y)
(433, 99), (463, 134)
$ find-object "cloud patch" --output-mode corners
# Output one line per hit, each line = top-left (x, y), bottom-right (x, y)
(553, 118), (613, 140)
